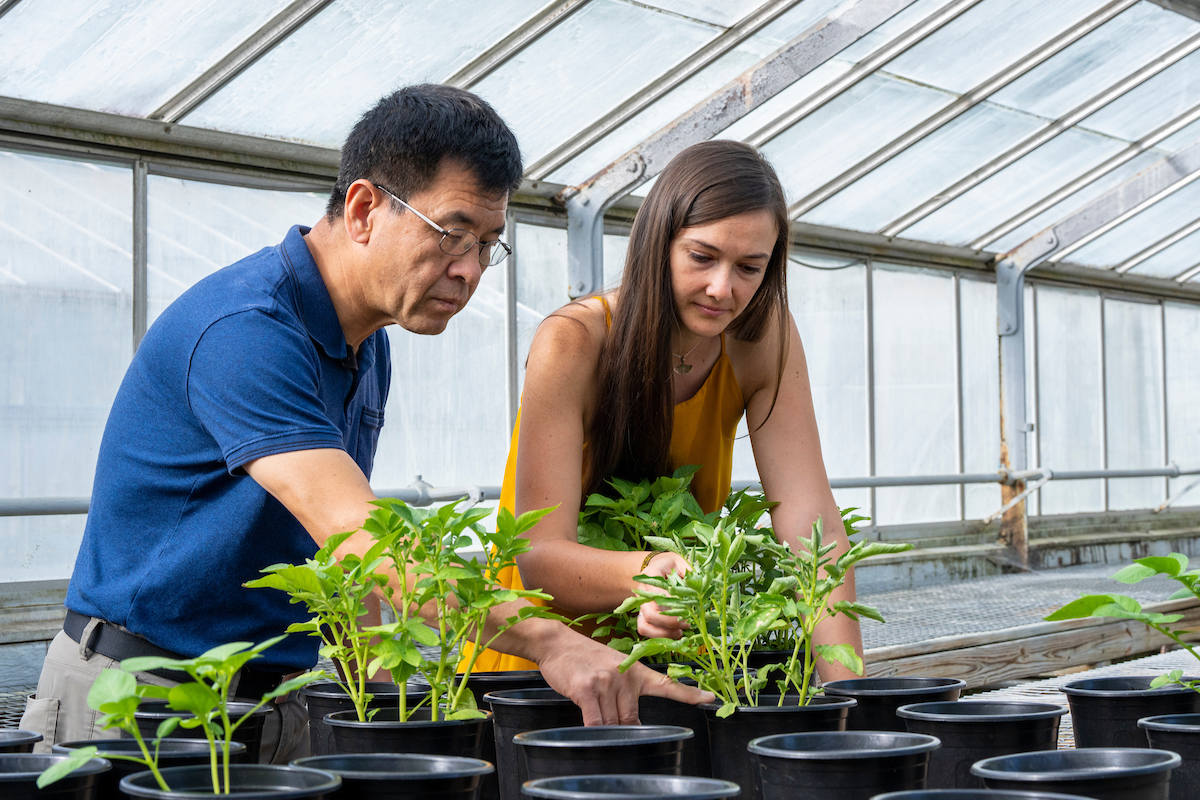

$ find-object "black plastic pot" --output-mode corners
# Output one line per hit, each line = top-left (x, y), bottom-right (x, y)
(0, 729), (43, 753)
(324, 707), (487, 758)
(870, 792), (1098, 799)
(0, 752), (110, 799)
(744, 650), (797, 671)
(703, 694), (856, 800)
(54, 738), (247, 800)
(129, 699), (273, 763)
(823, 678), (966, 732)
(521, 774), (743, 799)
(119, 763), (341, 798)
(293, 753), (493, 800)
(300, 681), (429, 757)
(1139, 713), (1200, 800)
(467, 671), (548, 800)
(896, 701), (1065, 789)
(748, 730), (939, 800)
(641, 691), (710, 777)
(1061, 675), (1200, 748)
(971, 747), (1181, 800)
(515, 725), (692, 783)
(485, 688), (584, 800)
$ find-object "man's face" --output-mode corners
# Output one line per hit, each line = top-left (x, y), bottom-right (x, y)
(363, 160), (507, 335)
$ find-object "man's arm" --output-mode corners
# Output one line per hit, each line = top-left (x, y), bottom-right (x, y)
(243, 447), (712, 723)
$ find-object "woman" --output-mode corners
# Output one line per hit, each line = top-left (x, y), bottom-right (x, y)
(471, 140), (860, 678)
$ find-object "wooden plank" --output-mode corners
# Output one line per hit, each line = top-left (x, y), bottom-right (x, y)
(866, 605), (1200, 688)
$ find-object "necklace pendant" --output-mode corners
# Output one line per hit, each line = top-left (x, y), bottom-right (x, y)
(674, 362), (693, 375)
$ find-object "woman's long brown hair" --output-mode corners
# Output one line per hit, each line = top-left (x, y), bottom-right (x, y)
(582, 140), (791, 498)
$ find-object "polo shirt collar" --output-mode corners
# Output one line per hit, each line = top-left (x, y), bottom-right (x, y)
(281, 225), (354, 366)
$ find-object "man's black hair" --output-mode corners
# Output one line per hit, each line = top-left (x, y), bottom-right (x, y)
(326, 84), (522, 218)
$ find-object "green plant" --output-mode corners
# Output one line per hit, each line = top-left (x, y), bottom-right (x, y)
(40, 638), (321, 794)
(245, 531), (392, 723)
(1046, 552), (1200, 691)
(616, 514), (911, 717)
(361, 499), (567, 720)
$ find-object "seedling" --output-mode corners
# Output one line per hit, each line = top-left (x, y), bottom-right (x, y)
(1046, 553), (1200, 691)
(617, 514), (911, 717)
(40, 638), (321, 794)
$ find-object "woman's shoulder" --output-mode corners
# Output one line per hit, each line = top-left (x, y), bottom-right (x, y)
(533, 292), (613, 351)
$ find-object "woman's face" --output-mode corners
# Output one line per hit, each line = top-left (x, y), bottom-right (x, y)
(669, 208), (776, 339)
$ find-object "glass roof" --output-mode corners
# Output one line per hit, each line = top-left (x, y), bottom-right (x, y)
(2, 0), (1198, 283)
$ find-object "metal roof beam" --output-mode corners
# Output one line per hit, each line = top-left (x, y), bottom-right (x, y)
(1000, 137), (1200, 274)
(0, 0), (22, 23)
(788, 0), (1140, 221)
(744, 0), (984, 148)
(1114, 216), (1200, 273)
(1176, 262), (1200, 282)
(560, 0), (922, 297)
(1150, 0), (1200, 23)
(880, 29), (1200, 238)
(525, 0), (805, 180)
(971, 102), (1200, 250)
(150, 0), (334, 123)
(444, 0), (592, 89)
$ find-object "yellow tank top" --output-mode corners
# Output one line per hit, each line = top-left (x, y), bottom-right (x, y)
(463, 299), (745, 671)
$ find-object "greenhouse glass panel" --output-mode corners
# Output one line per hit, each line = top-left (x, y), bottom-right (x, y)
(986, 150), (1165, 253)
(1158, 120), (1200, 153)
(1104, 298), (1165, 510)
(903, 126), (1129, 246)
(802, 101), (1044, 233)
(881, 0), (1113, 94)
(763, 73), (952, 204)
(373, 255), (509, 490)
(147, 177), (328, 325)
(872, 264), (958, 525)
(960, 277), (1000, 520)
(988, 2), (1197, 120)
(471, 0), (720, 166)
(0, 0), (293, 117)
(1079, 49), (1200, 142)
(182, 0), (547, 146)
(1165, 302), (1200, 503)
(0, 150), (132, 582)
(638, 0), (768, 27)
(1127, 228), (1200, 279)
(1067, 178), (1200, 268)
(513, 223), (566, 397)
(1036, 285), (1103, 515)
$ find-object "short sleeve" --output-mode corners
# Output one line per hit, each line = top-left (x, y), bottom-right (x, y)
(187, 309), (347, 474)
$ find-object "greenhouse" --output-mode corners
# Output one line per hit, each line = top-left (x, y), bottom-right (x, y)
(1, 0), (1200, 796)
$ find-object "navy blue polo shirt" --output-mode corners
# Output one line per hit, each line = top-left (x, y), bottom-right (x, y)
(66, 225), (390, 671)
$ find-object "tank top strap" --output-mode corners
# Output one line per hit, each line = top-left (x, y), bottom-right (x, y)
(597, 295), (612, 329)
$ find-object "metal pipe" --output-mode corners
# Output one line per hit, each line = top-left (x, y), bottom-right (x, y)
(0, 0), (22, 22)
(788, 0), (1141, 221)
(1114, 215), (1200, 273)
(879, 29), (1200, 238)
(132, 160), (148, 351)
(985, 469), (1054, 524)
(1177, 262), (1200, 282)
(527, 0), (807, 179)
(1157, 477), (1200, 512)
(505, 209), (520, 432)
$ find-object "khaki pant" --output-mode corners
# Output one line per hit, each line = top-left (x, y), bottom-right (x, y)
(20, 630), (309, 764)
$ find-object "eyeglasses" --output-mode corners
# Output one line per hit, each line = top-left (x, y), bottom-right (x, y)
(373, 183), (512, 268)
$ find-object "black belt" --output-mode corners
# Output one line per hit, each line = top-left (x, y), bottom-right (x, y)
(64, 609), (286, 700)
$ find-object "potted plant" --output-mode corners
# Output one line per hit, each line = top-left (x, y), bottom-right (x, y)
(1045, 553), (1200, 749)
(40, 638), (331, 797)
(617, 512), (911, 800)
(255, 498), (565, 760)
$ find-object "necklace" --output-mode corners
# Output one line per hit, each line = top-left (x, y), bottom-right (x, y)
(672, 336), (702, 375)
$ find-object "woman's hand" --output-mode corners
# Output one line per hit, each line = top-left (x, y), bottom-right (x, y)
(635, 551), (690, 639)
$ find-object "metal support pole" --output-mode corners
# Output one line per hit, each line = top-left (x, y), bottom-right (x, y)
(505, 210), (520, 431)
(132, 160), (148, 351)
(997, 256), (1031, 566)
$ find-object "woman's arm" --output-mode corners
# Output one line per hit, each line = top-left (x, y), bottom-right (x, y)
(512, 304), (687, 636)
(738, 311), (863, 681)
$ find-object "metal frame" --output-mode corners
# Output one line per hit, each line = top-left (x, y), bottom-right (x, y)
(880, 29), (1200, 238)
(149, 0), (335, 122)
(787, 0), (1141, 221)
(743, 0), (984, 149)
(1149, 0), (1200, 23)
(954, 272), (965, 519)
(865, 259), (877, 524)
(1099, 294), (1109, 510)
(971, 105), (1200, 250)
(0, 0), (21, 22)
(525, 0), (807, 179)
(504, 209), (520, 432)
(1114, 216), (1200, 274)
(1178, 262), (1200, 282)
(132, 160), (148, 351)
(445, 0), (592, 89)
(560, 0), (922, 297)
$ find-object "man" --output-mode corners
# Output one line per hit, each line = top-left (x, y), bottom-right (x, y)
(21, 85), (707, 760)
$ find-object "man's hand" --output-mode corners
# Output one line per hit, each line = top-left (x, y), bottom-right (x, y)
(534, 625), (714, 725)
(635, 551), (690, 639)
